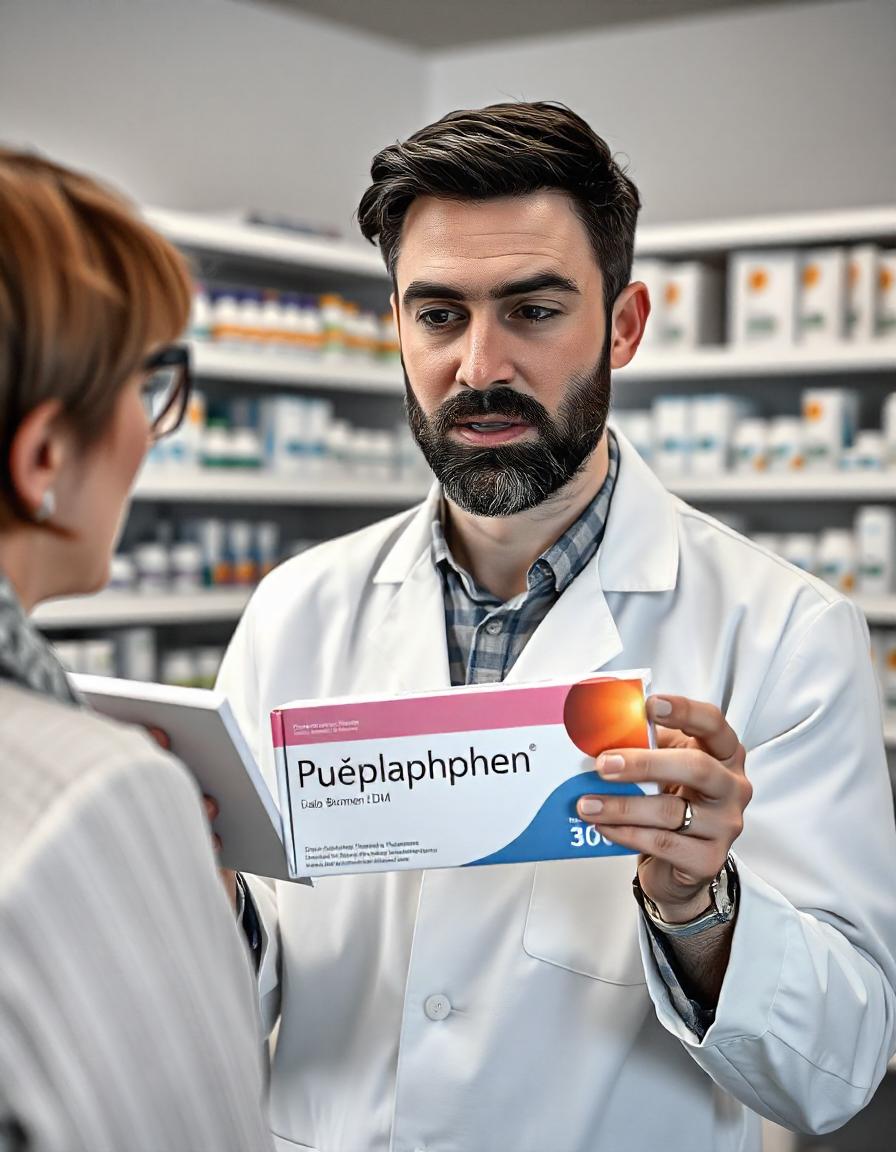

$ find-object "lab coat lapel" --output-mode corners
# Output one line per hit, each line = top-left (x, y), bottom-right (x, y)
(505, 426), (680, 682)
(504, 559), (623, 682)
(360, 485), (452, 695)
(359, 430), (680, 694)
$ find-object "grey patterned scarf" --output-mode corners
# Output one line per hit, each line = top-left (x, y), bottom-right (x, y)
(0, 573), (81, 706)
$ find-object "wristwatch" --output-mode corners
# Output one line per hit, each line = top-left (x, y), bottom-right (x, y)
(633, 856), (738, 938)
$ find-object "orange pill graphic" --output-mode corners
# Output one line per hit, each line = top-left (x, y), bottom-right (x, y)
(563, 677), (650, 758)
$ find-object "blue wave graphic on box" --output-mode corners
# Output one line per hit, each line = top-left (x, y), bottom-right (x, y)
(466, 772), (644, 866)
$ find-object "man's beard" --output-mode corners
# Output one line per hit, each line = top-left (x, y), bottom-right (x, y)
(404, 341), (612, 518)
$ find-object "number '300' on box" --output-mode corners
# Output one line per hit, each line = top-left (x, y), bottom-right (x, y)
(270, 670), (657, 879)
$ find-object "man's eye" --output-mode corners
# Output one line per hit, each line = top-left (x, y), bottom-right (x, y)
(514, 305), (557, 323)
(419, 308), (463, 329)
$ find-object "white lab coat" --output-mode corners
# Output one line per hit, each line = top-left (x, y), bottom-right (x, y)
(217, 429), (896, 1152)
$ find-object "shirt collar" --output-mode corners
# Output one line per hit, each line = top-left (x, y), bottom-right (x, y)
(373, 422), (679, 594)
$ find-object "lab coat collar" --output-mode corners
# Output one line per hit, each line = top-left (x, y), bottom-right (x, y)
(372, 426), (680, 595)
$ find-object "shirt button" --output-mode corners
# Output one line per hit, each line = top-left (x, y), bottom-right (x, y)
(484, 620), (502, 636)
(424, 993), (451, 1021)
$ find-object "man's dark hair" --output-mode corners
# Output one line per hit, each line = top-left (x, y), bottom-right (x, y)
(356, 101), (642, 310)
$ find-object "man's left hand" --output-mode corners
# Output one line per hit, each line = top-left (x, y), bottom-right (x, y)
(576, 695), (751, 923)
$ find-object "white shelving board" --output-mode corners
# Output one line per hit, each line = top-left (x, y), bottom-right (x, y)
(190, 342), (403, 394)
(35, 588), (896, 633)
(130, 468), (896, 506)
(34, 588), (252, 629)
(635, 206), (896, 257)
(668, 472), (896, 502)
(856, 597), (896, 625)
(134, 469), (430, 506)
(145, 207), (388, 279)
(617, 342), (896, 382)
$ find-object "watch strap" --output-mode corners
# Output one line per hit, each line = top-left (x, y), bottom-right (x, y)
(634, 856), (738, 938)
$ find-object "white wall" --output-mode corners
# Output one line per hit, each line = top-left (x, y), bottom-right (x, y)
(427, 0), (896, 224)
(0, 0), (425, 235)
(1, 0), (894, 231)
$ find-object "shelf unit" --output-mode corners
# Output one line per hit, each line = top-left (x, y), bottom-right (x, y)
(35, 587), (896, 632)
(634, 206), (896, 256)
(190, 341), (403, 394)
(668, 472), (896, 503)
(34, 588), (252, 629)
(134, 469), (428, 506)
(145, 207), (388, 279)
(617, 342), (896, 382)
(130, 467), (896, 506)
(55, 204), (896, 698)
(856, 596), (896, 625)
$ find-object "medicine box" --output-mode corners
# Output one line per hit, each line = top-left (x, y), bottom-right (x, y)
(856, 506), (896, 596)
(879, 252), (896, 339)
(729, 250), (798, 346)
(797, 248), (847, 344)
(691, 395), (749, 475)
(846, 245), (878, 342)
(801, 388), (858, 471)
(652, 396), (691, 477)
(270, 671), (657, 878)
(661, 262), (723, 349)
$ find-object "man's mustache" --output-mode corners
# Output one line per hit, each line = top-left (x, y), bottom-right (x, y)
(430, 387), (550, 436)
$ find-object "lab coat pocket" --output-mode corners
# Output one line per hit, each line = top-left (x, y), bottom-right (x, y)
(272, 1133), (318, 1151)
(523, 857), (647, 985)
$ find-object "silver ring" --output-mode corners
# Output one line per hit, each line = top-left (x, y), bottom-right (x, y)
(676, 799), (693, 834)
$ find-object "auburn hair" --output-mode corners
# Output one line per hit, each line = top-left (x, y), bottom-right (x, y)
(0, 149), (192, 525)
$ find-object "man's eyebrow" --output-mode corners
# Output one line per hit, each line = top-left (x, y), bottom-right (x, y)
(401, 272), (580, 308)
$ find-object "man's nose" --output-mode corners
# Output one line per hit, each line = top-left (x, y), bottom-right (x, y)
(455, 313), (515, 391)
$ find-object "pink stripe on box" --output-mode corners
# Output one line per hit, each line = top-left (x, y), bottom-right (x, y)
(272, 684), (578, 747)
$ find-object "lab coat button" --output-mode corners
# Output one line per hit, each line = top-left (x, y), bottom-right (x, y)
(424, 993), (451, 1021)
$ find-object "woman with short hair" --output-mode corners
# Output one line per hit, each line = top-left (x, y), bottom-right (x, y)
(0, 150), (271, 1152)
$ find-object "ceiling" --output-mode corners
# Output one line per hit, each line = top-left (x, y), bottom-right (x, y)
(252, 0), (831, 51)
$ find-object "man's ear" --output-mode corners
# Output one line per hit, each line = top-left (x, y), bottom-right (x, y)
(609, 281), (651, 370)
(7, 399), (67, 518)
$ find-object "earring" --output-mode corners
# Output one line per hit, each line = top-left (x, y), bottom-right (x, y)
(34, 489), (56, 523)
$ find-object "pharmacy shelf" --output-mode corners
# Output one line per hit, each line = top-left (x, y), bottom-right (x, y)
(617, 342), (896, 382)
(669, 472), (896, 503)
(34, 587), (252, 630)
(134, 469), (429, 506)
(145, 207), (388, 280)
(635, 206), (896, 258)
(855, 596), (896, 625)
(190, 342), (403, 394)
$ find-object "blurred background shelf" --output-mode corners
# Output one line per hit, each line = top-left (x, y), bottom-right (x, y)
(134, 469), (429, 506)
(635, 206), (896, 258)
(668, 473), (896, 502)
(190, 342), (404, 394)
(855, 596), (896, 625)
(34, 588), (253, 629)
(617, 343), (896, 382)
(145, 207), (388, 279)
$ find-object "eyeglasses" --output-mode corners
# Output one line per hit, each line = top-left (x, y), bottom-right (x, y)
(142, 344), (191, 441)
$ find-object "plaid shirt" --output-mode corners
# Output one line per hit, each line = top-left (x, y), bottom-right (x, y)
(432, 433), (620, 689)
(430, 429), (713, 1039)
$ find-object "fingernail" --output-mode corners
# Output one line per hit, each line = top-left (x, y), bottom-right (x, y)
(651, 697), (673, 718)
(579, 797), (604, 816)
(597, 753), (625, 778)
